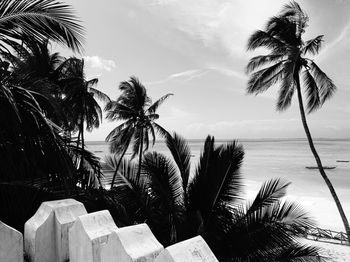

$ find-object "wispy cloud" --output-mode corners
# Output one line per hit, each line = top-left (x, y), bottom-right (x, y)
(145, 69), (210, 85)
(83, 56), (116, 71)
(208, 66), (246, 80)
(145, 67), (245, 85)
(317, 19), (350, 61)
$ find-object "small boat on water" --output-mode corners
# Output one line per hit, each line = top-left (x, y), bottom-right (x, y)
(336, 160), (349, 163)
(305, 166), (336, 170)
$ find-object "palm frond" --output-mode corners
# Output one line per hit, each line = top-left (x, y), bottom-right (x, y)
(153, 122), (171, 139)
(90, 86), (111, 103)
(189, 136), (244, 226)
(302, 35), (324, 55)
(248, 178), (290, 214)
(166, 133), (191, 191)
(274, 244), (325, 262)
(0, 0), (85, 52)
(303, 69), (320, 113)
(309, 61), (336, 104)
(142, 151), (185, 244)
(246, 54), (284, 74)
(146, 93), (173, 114)
(276, 67), (295, 111)
(247, 61), (285, 94)
(247, 30), (286, 53)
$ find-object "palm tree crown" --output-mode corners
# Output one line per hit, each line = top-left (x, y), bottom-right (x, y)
(105, 76), (172, 184)
(59, 57), (110, 149)
(246, 1), (335, 113)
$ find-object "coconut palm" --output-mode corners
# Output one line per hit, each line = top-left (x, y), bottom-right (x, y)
(0, 0), (84, 185)
(1, 37), (67, 125)
(105, 133), (322, 261)
(246, 1), (350, 239)
(58, 57), (110, 166)
(105, 76), (172, 186)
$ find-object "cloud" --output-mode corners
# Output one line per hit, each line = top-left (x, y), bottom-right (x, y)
(145, 69), (210, 85)
(208, 66), (246, 80)
(317, 19), (350, 61)
(146, 67), (245, 86)
(83, 56), (116, 71)
(146, 0), (285, 57)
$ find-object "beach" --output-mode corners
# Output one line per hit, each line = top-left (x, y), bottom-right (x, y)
(87, 139), (350, 232)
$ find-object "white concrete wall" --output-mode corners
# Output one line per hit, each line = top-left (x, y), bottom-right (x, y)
(0, 221), (23, 262)
(24, 198), (87, 262)
(113, 223), (164, 262)
(69, 210), (119, 262)
(155, 236), (218, 262)
(0, 199), (218, 262)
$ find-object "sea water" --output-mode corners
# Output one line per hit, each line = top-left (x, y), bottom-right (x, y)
(86, 139), (350, 232)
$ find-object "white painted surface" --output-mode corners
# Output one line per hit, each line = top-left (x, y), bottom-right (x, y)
(69, 210), (119, 262)
(155, 236), (218, 262)
(0, 221), (23, 262)
(24, 198), (87, 262)
(114, 223), (164, 262)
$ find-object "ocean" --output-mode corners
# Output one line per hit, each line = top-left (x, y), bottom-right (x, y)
(86, 139), (350, 232)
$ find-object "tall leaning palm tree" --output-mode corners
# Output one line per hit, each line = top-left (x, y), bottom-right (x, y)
(246, 1), (350, 239)
(105, 76), (172, 186)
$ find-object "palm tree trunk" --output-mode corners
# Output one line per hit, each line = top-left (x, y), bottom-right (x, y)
(110, 144), (129, 188)
(81, 120), (85, 151)
(295, 76), (350, 241)
(137, 128), (144, 181)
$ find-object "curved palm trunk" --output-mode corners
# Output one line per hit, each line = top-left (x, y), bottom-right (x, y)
(137, 128), (144, 181)
(295, 76), (350, 241)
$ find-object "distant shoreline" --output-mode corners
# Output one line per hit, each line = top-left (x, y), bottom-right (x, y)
(86, 138), (350, 144)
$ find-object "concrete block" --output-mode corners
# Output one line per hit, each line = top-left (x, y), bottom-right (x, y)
(114, 223), (164, 262)
(0, 221), (23, 262)
(69, 210), (119, 262)
(155, 236), (218, 262)
(24, 198), (87, 262)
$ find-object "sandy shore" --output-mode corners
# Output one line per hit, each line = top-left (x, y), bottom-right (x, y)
(301, 239), (350, 262)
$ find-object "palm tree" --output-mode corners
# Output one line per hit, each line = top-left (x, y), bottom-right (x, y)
(59, 57), (110, 164)
(105, 76), (172, 186)
(1, 37), (67, 124)
(0, 0), (84, 184)
(0, 0), (87, 230)
(246, 1), (350, 239)
(105, 133), (322, 261)
(0, 0), (84, 53)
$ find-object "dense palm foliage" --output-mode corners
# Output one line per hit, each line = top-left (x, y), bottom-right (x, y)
(0, 0), (84, 53)
(0, 38), (66, 123)
(105, 133), (322, 261)
(246, 1), (350, 239)
(0, 0), (84, 186)
(59, 57), (110, 150)
(105, 76), (172, 186)
(0, 0), (108, 231)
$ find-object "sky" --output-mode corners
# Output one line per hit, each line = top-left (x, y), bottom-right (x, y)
(61, 0), (350, 141)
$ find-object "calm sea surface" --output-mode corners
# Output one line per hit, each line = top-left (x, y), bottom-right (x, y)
(86, 139), (350, 232)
